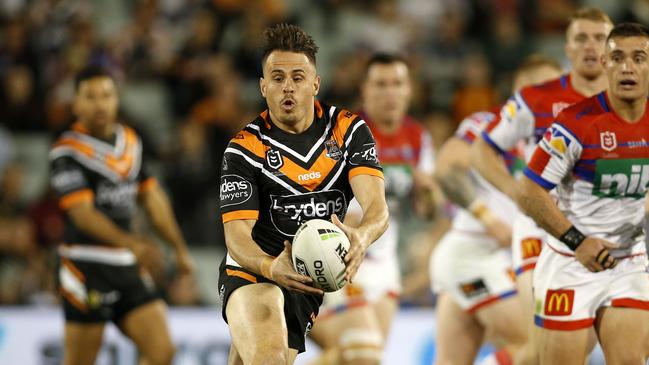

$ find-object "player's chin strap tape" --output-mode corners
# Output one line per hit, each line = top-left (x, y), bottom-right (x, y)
(339, 329), (383, 362)
(559, 225), (586, 251)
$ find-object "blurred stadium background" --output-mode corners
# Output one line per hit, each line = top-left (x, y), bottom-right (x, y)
(0, 0), (645, 364)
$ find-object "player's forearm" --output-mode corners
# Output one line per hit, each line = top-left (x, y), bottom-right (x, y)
(68, 208), (139, 248)
(435, 168), (476, 209)
(471, 137), (518, 200)
(143, 187), (189, 253)
(356, 199), (389, 247)
(518, 176), (572, 238)
(224, 220), (275, 277)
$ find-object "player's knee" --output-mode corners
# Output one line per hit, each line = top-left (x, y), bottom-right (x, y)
(604, 348), (645, 365)
(251, 349), (287, 365)
(145, 342), (176, 365)
(339, 328), (384, 365)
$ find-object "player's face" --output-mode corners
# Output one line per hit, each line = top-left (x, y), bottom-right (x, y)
(362, 62), (411, 125)
(565, 20), (612, 79)
(513, 65), (562, 92)
(260, 51), (320, 126)
(74, 77), (118, 132)
(604, 36), (649, 102)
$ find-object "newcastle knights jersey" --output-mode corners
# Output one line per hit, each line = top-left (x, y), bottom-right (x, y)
(50, 122), (156, 247)
(219, 101), (383, 257)
(525, 92), (649, 257)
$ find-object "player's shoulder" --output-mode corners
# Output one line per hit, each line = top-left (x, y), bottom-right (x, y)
(518, 74), (571, 109)
(551, 93), (606, 140)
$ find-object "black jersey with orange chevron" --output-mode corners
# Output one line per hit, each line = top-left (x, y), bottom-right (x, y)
(49, 122), (156, 246)
(220, 100), (383, 256)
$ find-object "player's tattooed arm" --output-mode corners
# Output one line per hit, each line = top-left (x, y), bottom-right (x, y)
(434, 137), (475, 208)
(517, 176), (571, 237)
(471, 136), (518, 201)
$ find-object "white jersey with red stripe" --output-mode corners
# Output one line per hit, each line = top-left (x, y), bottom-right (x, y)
(525, 92), (649, 258)
(451, 109), (522, 250)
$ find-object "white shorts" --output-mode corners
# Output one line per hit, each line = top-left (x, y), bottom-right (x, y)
(430, 230), (516, 313)
(533, 242), (649, 331)
(319, 251), (401, 319)
(512, 213), (547, 277)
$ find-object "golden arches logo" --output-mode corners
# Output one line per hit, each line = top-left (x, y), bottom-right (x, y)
(544, 290), (574, 316)
(521, 238), (542, 259)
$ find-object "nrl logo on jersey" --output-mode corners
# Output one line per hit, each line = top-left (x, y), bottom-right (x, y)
(600, 131), (617, 152)
(266, 149), (284, 169)
(325, 139), (343, 160)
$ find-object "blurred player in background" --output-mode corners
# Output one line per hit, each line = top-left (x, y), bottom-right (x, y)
(309, 53), (436, 365)
(471, 7), (613, 361)
(50, 66), (194, 365)
(217, 24), (389, 365)
(431, 55), (562, 365)
(519, 22), (649, 363)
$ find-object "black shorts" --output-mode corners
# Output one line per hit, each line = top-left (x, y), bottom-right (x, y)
(58, 257), (157, 324)
(218, 256), (322, 353)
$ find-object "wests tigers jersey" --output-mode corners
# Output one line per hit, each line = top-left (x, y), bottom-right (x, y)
(220, 101), (383, 257)
(525, 92), (649, 257)
(50, 123), (156, 248)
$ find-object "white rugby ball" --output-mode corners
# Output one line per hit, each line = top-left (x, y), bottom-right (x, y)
(292, 219), (350, 292)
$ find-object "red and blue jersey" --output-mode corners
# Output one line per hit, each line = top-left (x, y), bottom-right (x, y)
(524, 92), (649, 257)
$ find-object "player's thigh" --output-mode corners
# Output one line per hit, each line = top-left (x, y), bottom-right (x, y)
(63, 322), (105, 365)
(119, 299), (175, 364)
(516, 270), (535, 326)
(476, 295), (528, 346)
(372, 294), (399, 339)
(435, 293), (484, 365)
(597, 306), (649, 363)
(311, 304), (383, 347)
(537, 327), (591, 365)
(226, 283), (288, 353)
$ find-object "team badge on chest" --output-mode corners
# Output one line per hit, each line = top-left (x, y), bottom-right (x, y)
(266, 149), (284, 169)
(600, 131), (617, 152)
(325, 139), (343, 161)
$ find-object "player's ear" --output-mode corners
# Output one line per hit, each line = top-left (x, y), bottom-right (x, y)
(260, 77), (267, 98)
(313, 75), (321, 96)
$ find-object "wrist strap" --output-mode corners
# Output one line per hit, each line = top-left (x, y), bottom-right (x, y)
(559, 226), (586, 251)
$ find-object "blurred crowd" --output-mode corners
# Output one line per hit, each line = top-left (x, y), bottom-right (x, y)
(0, 0), (646, 306)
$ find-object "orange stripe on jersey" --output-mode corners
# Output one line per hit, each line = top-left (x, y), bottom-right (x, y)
(349, 167), (384, 180)
(278, 148), (338, 191)
(222, 210), (259, 223)
(138, 177), (158, 193)
(332, 110), (359, 146)
(231, 130), (266, 159)
(226, 268), (258, 283)
(315, 100), (324, 118)
(61, 258), (85, 283)
(60, 189), (94, 210)
(54, 138), (95, 158)
(59, 287), (88, 312)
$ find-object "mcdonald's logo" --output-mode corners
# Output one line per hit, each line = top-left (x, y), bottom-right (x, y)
(544, 289), (574, 316)
(521, 238), (542, 260)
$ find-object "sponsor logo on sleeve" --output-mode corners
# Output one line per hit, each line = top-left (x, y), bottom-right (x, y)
(220, 174), (253, 207)
(544, 289), (574, 316)
(503, 99), (518, 121)
(540, 126), (572, 158)
(51, 170), (86, 193)
(349, 143), (379, 166)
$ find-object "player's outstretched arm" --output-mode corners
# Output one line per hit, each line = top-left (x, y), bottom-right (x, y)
(333, 174), (389, 283)
(139, 183), (194, 276)
(436, 137), (511, 246)
(224, 219), (323, 296)
(518, 176), (616, 272)
(66, 201), (152, 260)
(471, 136), (519, 201)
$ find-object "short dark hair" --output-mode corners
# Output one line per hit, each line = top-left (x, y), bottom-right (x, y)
(75, 65), (114, 91)
(607, 22), (649, 43)
(365, 53), (408, 76)
(261, 23), (319, 66)
(514, 54), (562, 79)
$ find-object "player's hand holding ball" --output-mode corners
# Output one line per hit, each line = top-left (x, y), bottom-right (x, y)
(575, 236), (617, 272)
(263, 240), (324, 296)
(331, 214), (370, 284)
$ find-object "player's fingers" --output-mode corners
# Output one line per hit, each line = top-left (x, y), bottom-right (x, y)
(331, 214), (351, 235)
(288, 272), (313, 284)
(289, 281), (323, 296)
(591, 260), (604, 272)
